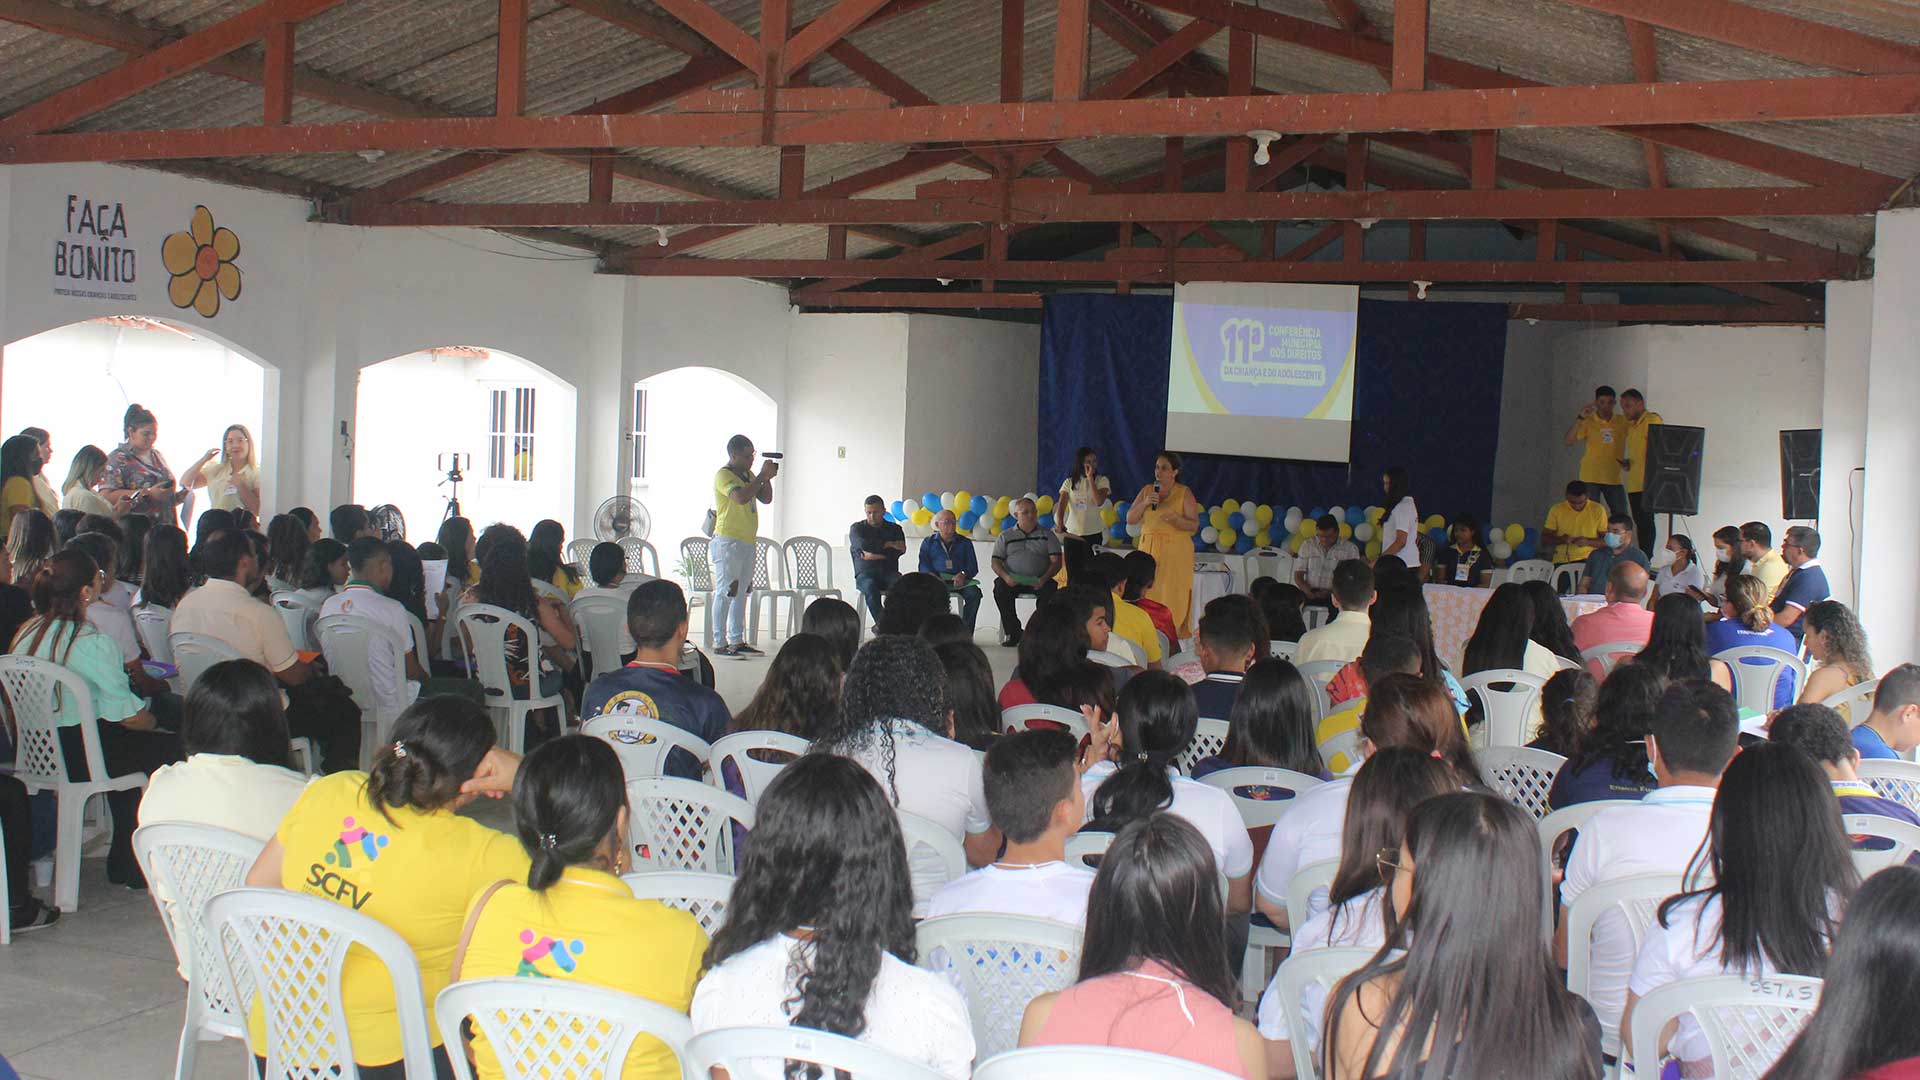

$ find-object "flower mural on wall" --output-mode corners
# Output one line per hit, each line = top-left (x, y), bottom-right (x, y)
(160, 205), (242, 317)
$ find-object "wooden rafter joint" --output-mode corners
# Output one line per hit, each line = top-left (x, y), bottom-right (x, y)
(672, 87), (895, 112)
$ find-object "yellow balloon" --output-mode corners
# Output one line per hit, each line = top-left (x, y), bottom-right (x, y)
(1209, 508), (1230, 531)
(1255, 529), (1272, 547)
(1222, 498), (1240, 514)
(1505, 523), (1525, 545)
(1366, 539), (1383, 558)
(1338, 521), (1353, 540)
(1216, 535), (1236, 553)
(1288, 534), (1305, 553)
(1366, 506), (1385, 521)
(1100, 507), (1120, 527)
(912, 508), (934, 526)
(1255, 504), (1274, 525)
(955, 490), (973, 512)
(988, 521), (1002, 536)
(995, 497), (1011, 517)
(1424, 514), (1445, 530)
(1035, 494), (1054, 514)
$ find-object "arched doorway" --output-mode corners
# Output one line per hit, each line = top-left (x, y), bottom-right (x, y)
(1, 315), (269, 537)
(628, 366), (778, 545)
(355, 346), (578, 541)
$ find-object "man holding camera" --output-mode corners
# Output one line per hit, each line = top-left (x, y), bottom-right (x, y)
(710, 434), (776, 657)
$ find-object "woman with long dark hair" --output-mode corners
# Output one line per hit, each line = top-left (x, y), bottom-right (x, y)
(1056, 445), (1112, 576)
(1547, 662), (1667, 808)
(1083, 670), (1255, 913)
(876, 571), (950, 636)
(13, 549), (182, 888)
(463, 525), (577, 743)
(1256, 749), (1456, 1060)
(1324, 793), (1601, 1080)
(1657, 533), (1709, 599)
(6, 508), (53, 585)
(1708, 524), (1747, 604)
(1378, 465), (1420, 571)
(1622, 743), (1859, 1074)
(296, 537), (348, 600)
(1763, 866), (1920, 1080)
(138, 659), (304, 841)
(435, 515), (477, 589)
(1633, 592), (1734, 691)
(692, 754), (974, 1078)
(116, 511), (152, 587)
(1529, 668), (1599, 755)
(1191, 657), (1325, 779)
(935, 639), (998, 751)
(812, 635), (996, 909)
(1360, 674), (1483, 787)
(0, 434), (42, 530)
(1462, 582), (1546, 677)
(138, 525), (193, 609)
(1250, 576), (1309, 645)
(1801, 600), (1876, 714)
(1127, 451), (1201, 636)
(288, 505), (322, 542)
(730, 632), (841, 740)
(1020, 814), (1266, 1076)
(263, 512), (310, 592)
(1522, 578), (1584, 664)
(454, 735), (706, 1080)
(526, 518), (581, 597)
(244, 696), (525, 1080)
(998, 594), (1113, 713)
(799, 596), (859, 671)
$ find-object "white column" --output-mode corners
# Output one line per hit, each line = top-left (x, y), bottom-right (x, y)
(1818, 280), (1871, 607)
(1857, 208), (1920, 666)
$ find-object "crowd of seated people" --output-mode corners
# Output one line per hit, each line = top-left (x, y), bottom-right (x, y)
(8, 433), (1920, 1080)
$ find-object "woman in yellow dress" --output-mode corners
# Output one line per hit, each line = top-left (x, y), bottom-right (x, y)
(1127, 451), (1201, 637)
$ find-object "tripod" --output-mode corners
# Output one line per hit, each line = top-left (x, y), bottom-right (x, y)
(437, 452), (469, 523)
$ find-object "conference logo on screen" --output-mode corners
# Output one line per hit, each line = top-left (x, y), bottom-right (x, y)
(1218, 318), (1328, 389)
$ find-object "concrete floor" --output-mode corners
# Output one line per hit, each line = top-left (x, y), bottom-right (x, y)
(0, 626), (1020, 1078)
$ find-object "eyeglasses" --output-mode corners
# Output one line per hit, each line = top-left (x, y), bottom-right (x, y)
(1376, 847), (1406, 880)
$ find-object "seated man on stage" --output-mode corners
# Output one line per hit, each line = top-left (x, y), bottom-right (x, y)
(1294, 513), (1360, 609)
(1542, 480), (1608, 569)
(1580, 514), (1651, 594)
(920, 509), (982, 632)
(992, 497), (1063, 647)
(849, 494), (906, 623)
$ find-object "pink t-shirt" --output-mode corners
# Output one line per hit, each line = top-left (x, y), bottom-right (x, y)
(1571, 602), (1656, 675)
(1033, 960), (1251, 1078)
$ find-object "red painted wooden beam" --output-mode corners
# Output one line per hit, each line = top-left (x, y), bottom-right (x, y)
(554, 0), (713, 56)
(800, 291), (1046, 308)
(783, 0), (891, 77)
(1391, 0), (1427, 91)
(1509, 302), (1818, 324)
(1552, 0), (1920, 76)
(497, 0), (528, 117)
(611, 256), (1844, 283)
(1090, 18), (1220, 99)
(1002, 0), (1025, 102)
(262, 21), (294, 125)
(650, 0), (760, 71)
(1054, 0), (1091, 101)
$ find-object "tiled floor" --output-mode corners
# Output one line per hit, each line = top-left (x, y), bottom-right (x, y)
(0, 630), (1018, 1078)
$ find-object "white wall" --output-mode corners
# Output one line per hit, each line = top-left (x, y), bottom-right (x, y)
(782, 313), (909, 549)
(1490, 318), (1585, 530)
(1550, 325), (1825, 554)
(1858, 209), (1920, 667)
(630, 366), (777, 550)
(902, 314), (1040, 500)
(1819, 280), (1872, 608)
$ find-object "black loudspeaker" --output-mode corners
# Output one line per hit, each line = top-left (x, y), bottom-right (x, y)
(1644, 425), (1706, 516)
(1780, 429), (1822, 520)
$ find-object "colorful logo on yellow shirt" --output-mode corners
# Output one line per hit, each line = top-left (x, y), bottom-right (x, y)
(325, 816), (389, 869)
(306, 816), (387, 911)
(517, 930), (585, 978)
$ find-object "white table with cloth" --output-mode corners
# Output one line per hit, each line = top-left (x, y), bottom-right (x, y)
(1423, 583), (1606, 673)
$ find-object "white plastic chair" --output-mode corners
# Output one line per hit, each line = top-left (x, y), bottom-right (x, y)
(1858, 759), (1920, 816)
(1505, 559), (1554, 584)
(1537, 799), (1641, 932)
(1714, 646), (1810, 716)
(1064, 830), (1112, 871)
(625, 776), (754, 874)
(530, 577), (569, 607)
(1566, 872), (1682, 1056)
(131, 823), (264, 1080)
(204, 887), (440, 1080)
(1551, 563), (1586, 595)
(316, 612), (412, 770)
(134, 604), (175, 663)
(621, 869), (736, 936)
(1626, 973), (1821, 1080)
(569, 592), (631, 684)
(456, 603), (566, 754)
(685, 1025), (947, 1080)
(747, 536), (798, 646)
(1087, 647), (1135, 668)
(916, 913), (1082, 1059)
(169, 631), (245, 694)
(782, 536), (844, 633)
(1286, 858), (1340, 934)
(1198, 767), (1325, 829)
(1164, 648), (1201, 674)
(1460, 669), (1548, 749)
(1272, 946), (1376, 1080)
(582, 714), (714, 781)
(899, 810), (968, 911)
(435, 977), (693, 1080)
(564, 537), (597, 571)
(619, 536), (661, 578)
(710, 729), (808, 804)
(1176, 717), (1233, 775)
(0, 655), (147, 912)
(269, 591), (317, 652)
(1001, 703), (1088, 740)
(1270, 640), (1297, 660)
(1245, 547), (1292, 585)
(1303, 606), (1332, 632)
(974, 1046), (1244, 1078)
(679, 537), (721, 652)
(1476, 746), (1567, 821)
(1844, 812), (1920, 876)
(1319, 728), (1364, 777)
(1828, 677), (1881, 725)
(1296, 659), (1344, 722)
(1582, 640), (1643, 676)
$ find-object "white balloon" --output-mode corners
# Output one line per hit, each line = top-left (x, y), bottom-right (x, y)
(1328, 506), (1345, 524)
(1283, 508), (1303, 531)
(940, 491), (956, 510)
(972, 524), (991, 541)
(902, 498), (920, 517)
(1491, 541), (1513, 560)
(1354, 522), (1373, 542)
(1200, 526), (1219, 544)
(1242, 518), (1260, 537)
(1126, 522), (1143, 538)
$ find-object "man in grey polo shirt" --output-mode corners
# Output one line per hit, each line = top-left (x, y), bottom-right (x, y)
(991, 497), (1063, 646)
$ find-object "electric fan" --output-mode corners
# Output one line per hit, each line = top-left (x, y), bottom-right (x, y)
(368, 503), (407, 542)
(593, 495), (651, 541)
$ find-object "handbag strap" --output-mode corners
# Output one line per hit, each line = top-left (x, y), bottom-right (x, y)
(447, 878), (514, 984)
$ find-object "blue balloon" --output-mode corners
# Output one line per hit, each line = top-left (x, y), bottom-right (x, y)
(1193, 534), (1210, 551)
(1234, 535), (1254, 554)
(959, 511), (978, 530)
(1428, 526), (1449, 544)
(923, 492), (940, 512)
(1038, 513), (1055, 530)
(970, 495), (988, 515)
(1002, 514), (1016, 531)
(1308, 506), (1327, 521)
(890, 500), (905, 518)
(1347, 506), (1366, 525)
(1228, 512), (1245, 532)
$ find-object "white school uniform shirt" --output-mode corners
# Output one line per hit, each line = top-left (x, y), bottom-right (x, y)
(691, 934), (975, 1080)
(1385, 497), (1421, 569)
(1656, 561), (1708, 598)
(318, 584), (420, 712)
(845, 719), (993, 914)
(925, 861), (1096, 926)
(1257, 888), (1388, 1045)
(88, 598), (141, 663)
(1559, 785), (1715, 1057)
(1254, 776), (1353, 911)
(1079, 761), (1254, 879)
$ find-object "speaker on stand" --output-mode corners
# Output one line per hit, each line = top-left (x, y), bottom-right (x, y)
(1780, 429), (1822, 522)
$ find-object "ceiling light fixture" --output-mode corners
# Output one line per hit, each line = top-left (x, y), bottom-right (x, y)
(1247, 129), (1281, 167)
(654, 226), (669, 247)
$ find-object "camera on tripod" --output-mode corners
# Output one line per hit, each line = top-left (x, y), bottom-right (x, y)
(437, 452), (471, 522)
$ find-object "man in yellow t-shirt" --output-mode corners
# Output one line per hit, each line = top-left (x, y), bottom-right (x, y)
(1543, 481), (1609, 567)
(1619, 388), (1663, 553)
(709, 434), (776, 657)
(1563, 385), (1630, 519)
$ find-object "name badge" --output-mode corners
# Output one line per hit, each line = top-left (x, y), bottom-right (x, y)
(1454, 563), (1470, 582)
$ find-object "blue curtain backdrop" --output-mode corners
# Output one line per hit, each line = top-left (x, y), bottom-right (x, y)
(1037, 294), (1509, 524)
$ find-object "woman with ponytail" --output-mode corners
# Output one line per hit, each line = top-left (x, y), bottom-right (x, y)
(10, 548), (181, 888)
(1081, 669), (1255, 914)
(452, 735), (707, 1080)
(692, 753), (975, 1078)
(243, 697), (526, 1080)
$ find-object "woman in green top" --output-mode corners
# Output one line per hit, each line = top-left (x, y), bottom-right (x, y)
(11, 549), (182, 888)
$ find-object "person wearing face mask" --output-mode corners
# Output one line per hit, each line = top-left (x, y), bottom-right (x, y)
(1705, 524), (1746, 606)
(1655, 534), (1708, 599)
(1579, 514), (1650, 594)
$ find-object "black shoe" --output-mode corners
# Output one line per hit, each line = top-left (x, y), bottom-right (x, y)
(10, 898), (59, 933)
(1000, 632), (1021, 648)
(733, 643), (765, 656)
(714, 643), (738, 657)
